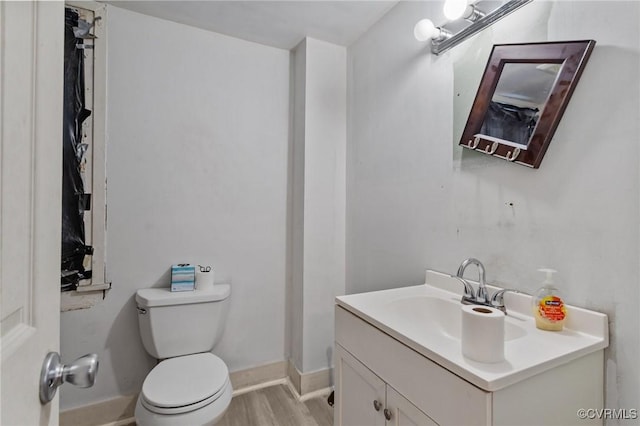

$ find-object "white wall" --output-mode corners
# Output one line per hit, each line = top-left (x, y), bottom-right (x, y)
(348, 0), (639, 417)
(60, 5), (290, 409)
(290, 38), (307, 375)
(302, 38), (346, 373)
(291, 38), (347, 373)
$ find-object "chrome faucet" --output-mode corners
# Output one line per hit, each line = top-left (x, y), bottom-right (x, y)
(456, 258), (489, 304)
(453, 258), (520, 314)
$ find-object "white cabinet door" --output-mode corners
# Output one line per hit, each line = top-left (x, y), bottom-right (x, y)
(1, 1), (64, 425)
(386, 385), (438, 426)
(335, 345), (386, 426)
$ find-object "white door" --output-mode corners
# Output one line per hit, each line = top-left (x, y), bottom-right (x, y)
(1, 2), (64, 425)
(335, 345), (386, 426)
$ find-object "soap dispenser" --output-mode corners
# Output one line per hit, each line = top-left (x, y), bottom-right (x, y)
(532, 269), (566, 331)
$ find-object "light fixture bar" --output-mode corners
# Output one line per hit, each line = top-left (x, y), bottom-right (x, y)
(431, 0), (532, 55)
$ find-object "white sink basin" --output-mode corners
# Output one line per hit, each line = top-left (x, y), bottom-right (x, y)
(385, 296), (527, 341)
(336, 269), (608, 391)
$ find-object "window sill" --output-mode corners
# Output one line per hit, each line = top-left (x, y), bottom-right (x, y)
(61, 282), (111, 312)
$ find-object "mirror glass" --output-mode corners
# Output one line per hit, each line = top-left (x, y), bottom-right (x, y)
(458, 40), (596, 168)
(478, 63), (561, 148)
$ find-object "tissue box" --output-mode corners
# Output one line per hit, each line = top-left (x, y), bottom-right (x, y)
(171, 264), (195, 292)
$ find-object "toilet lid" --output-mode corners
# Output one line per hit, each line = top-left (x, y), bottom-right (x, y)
(142, 353), (229, 409)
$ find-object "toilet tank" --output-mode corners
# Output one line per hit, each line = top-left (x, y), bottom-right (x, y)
(135, 284), (230, 359)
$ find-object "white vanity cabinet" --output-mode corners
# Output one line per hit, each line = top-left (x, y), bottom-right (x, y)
(335, 304), (605, 426)
(335, 345), (386, 426)
(336, 344), (436, 426)
(335, 306), (490, 426)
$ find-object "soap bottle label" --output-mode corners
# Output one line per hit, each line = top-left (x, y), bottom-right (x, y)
(538, 296), (566, 322)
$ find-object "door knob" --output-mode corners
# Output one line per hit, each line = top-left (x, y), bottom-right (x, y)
(40, 352), (99, 404)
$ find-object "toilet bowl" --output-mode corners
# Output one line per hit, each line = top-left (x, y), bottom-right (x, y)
(134, 285), (232, 425)
(135, 353), (232, 426)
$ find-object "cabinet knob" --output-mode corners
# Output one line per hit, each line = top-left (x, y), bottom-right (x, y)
(384, 408), (393, 421)
(373, 400), (382, 411)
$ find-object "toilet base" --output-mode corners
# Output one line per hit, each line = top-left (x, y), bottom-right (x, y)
(135, 380), (232, 426)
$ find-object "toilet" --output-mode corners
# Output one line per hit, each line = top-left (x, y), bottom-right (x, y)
(134, 284), (232, 426)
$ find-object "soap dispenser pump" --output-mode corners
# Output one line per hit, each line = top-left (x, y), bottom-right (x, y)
(532, 268), (566, 331)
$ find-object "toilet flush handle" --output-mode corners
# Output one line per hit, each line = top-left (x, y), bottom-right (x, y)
(39, 352), (99, 404)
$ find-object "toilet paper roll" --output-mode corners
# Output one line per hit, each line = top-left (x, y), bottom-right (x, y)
(461, 305), (505, 363)
(195, 269), (215, 291)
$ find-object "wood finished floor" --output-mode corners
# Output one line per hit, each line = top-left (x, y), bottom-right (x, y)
(217, 384), (333, 426)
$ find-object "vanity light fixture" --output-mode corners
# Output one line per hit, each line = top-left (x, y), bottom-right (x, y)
(414, 18), (452, 42)
(443, 0), (485, 22)
(414, 0), (532, 55)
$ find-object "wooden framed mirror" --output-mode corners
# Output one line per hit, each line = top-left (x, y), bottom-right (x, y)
(459, 40), (595, 168)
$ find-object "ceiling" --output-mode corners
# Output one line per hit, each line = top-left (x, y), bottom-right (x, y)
(104, 1), (399, 50)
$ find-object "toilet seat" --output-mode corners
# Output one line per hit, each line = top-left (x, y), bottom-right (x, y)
(141, 352), (229, 415)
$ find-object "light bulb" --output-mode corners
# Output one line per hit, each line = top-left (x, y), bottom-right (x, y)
(414, 19), (437, 41)
(443, 0), (468, 20)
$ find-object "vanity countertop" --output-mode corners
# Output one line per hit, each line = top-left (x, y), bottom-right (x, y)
(336, 270), (608, 392)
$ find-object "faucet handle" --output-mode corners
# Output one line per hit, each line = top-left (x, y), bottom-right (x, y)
(452, 276), (476, 301)
(490, 289), (522, 311)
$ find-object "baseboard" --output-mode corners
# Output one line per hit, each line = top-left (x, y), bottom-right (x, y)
(59, 360), (331, 426)
(230, 360), (288, 390)
(59, 394), (137, 426)
(287, 359), (333, 396)
(288, 359), (302, 393)
(101, 419), (135, 426)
